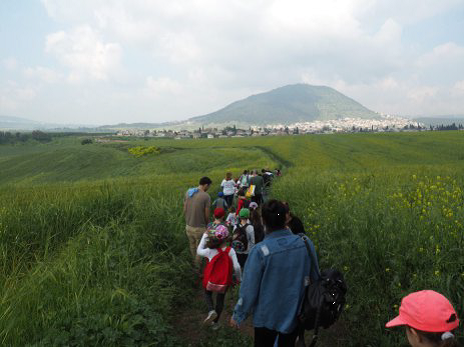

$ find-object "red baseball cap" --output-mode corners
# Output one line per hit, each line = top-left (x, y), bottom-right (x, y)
(386, 290), (459, 332)
(214, 208), (225, 219)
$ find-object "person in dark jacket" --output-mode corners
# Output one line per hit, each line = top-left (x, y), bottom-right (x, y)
(283, 202), (306, 235)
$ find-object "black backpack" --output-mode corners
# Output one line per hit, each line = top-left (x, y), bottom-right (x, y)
(232, 223), (249, 253)
(297, 236), (347, 347)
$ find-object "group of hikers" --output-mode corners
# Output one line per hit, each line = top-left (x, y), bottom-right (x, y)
(183, 173), (461, 347)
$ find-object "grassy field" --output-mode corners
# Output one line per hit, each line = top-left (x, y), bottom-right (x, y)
(1, 131), (464, 346)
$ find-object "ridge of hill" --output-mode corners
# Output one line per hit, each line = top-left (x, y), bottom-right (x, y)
(188, 84), (380, 126)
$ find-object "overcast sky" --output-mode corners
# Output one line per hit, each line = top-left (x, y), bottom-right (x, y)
(1, 0), (464, 125)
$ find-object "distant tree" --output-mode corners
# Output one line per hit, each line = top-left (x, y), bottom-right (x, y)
(81, 138), (93, 145)
(31, 130), (52, 142)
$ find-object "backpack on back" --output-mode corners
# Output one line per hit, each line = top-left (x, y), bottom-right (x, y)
(297, 236), (347, 347)
(232, 223), (249, 253)
(202, 247), (233, 293)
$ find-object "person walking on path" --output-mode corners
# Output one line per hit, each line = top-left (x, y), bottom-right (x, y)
(230, 199), (320, 347)
(239, 170), (251, 189)
(232, 208), (255, 269)
(226, 206), (238, 227)
(283, 202), (306, 235)
(197, 224), (242, 330)
(212, 192), (228, 210)
(236, 187), (249, 216)
(386, 290), (460, 347)
(261, 169), (274, 203)
(184, 176), (212, 270)
(221, 172), (236, 207)
(209, 208), (227, 229)
(250, 170), (264, 205)
(249, 203), (264, 244)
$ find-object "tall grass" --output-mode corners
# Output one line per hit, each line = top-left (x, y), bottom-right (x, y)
(273, 165), (464, 346)
(0, 177), (201, 346)
(2, 131), (464, 346)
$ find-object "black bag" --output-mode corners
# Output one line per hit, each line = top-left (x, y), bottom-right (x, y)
(297, 236), (347, 347)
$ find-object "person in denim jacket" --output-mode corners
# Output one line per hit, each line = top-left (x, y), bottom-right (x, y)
(230, 199), (320, 347)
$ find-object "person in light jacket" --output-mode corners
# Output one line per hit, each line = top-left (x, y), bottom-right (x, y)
(230, 199), (320, 347)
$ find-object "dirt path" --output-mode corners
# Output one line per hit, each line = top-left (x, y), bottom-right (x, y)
(175, 280), (254, 346)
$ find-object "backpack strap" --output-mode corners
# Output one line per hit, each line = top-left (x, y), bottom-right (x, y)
(300, 234), (321, 278)
(297, 234), (322, 347)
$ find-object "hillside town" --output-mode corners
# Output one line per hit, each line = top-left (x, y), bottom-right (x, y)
(115, 115), (430, 139)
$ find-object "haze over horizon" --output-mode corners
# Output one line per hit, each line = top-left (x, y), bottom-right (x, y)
(1, 0), (464, 125)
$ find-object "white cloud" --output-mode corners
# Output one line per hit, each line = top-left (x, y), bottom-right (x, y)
(45, 26), (122, 83)
(452, 80), (464, 96)
(23, 66), (61, 83)
(22, 0), (464, 123)
(417, 42), (464, 68)
(146, 76), (183, 96)
(2, 57), (18, 71)
(0, 81), (37, 112)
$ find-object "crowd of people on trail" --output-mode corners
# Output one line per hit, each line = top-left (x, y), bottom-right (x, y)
(183, 173), (461, 347)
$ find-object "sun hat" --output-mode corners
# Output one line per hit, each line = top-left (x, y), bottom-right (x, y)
(239, 208), (250, 219)
(208, 224), (229, 240)
(214, 208), (225, 219)
(218, 192), (224, 197)
(385, 290), (459, 332)
(249, 202), (258, 210)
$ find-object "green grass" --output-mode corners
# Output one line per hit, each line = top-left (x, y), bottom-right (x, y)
(1, 131), (464, 346)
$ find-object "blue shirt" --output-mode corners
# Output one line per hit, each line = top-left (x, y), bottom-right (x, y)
(232, 229), (320, 333)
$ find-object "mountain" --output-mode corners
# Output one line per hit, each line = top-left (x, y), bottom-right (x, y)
(0, 115), (103, 132)
(0, 115), (44, 130)
(188, 84), (379, 126)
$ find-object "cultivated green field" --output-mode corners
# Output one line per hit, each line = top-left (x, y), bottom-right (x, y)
(1, 131), (464, 346)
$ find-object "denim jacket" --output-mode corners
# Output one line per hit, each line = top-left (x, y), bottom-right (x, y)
(232, 229), (320, 333)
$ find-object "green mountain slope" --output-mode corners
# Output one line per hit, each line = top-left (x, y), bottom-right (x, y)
(189, 84), (379, 126)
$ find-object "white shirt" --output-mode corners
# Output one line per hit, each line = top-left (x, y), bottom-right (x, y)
(221, 179), (236, 196)
(197, 233), (242, 282)
(226, 213), (237, 226)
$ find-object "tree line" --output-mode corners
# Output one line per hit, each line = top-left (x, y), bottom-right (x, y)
(0, 130), (52, 145)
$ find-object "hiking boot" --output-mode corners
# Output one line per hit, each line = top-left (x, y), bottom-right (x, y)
(203, 310), (218, 325)
(210, 322), (220, 331)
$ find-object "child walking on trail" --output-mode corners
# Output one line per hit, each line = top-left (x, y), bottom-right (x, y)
(386, 290), (461, 347)
(212, 192), (228, 210)
(197, 224), (241, 329)
(209, 208), (227, 228)
(226, 206), (237, 227)
(232, 208), (255, 269)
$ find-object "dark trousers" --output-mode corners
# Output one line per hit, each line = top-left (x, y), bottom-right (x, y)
(224, 194), (234, 208)
(237, 253), (248, 269)
(251, 194), (262, 205)
(254, 327), (298, 347)
(204, 290), (226, 323)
